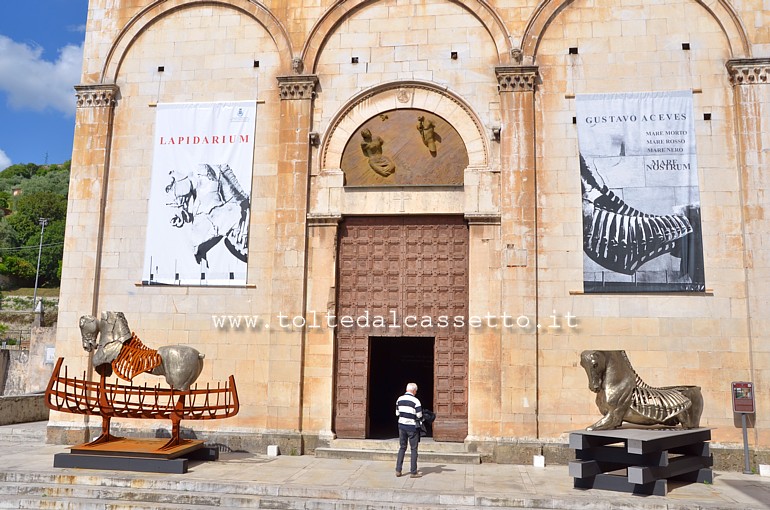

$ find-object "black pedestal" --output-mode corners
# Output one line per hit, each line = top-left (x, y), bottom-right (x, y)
(569, 427), (713, 496)
(53, 438), (219, 474)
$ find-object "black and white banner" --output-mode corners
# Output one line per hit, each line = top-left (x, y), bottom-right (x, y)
(576, 91), (705, 292)
(143, 101), (255, 286)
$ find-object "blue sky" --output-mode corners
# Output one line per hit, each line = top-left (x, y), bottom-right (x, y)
(0, 1), (89, 169)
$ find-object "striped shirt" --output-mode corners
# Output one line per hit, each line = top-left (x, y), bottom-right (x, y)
(395, 392), (423, 431)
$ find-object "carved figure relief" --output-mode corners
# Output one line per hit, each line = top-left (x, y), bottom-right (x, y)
(340, 109), (468, 186)
(417, 116), (440, 156)
(580, 350), (703, 431)
(360, 128), (395, 177)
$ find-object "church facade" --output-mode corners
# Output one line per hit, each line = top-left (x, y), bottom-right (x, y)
(51, 0), (770, 461)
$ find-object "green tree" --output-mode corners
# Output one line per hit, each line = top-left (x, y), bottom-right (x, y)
(0, 218), (19, 249)
(20, 170), (70, 196)
(3, 193), (67, 286)
(0, 255), (36, 282)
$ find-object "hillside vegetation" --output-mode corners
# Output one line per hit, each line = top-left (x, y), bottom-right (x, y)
(0, 162), (69, 289)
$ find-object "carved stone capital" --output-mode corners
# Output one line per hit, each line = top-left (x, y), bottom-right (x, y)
(277, 75), (319, 100)
(464, 213), (501, 225)
(495, 66), (539, 92)
(726, 58), (770, 86)
(307, 214), (342, 226)
(75, 84), (119, 108)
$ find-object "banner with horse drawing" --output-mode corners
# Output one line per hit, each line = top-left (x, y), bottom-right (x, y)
(576, 90), (705, 293)
(143, 101), (255, 286)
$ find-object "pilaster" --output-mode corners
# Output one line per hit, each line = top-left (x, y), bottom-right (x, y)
(301, 215), (341, 438)
(50, 83), (119, 436)
(268, 74), (318, 433)
(726, 58), (770, 446)
(494, 65), (539, 438)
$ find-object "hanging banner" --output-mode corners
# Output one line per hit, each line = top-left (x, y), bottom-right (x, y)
(576, 91), (705, 292)
(143, 101), (255, 286)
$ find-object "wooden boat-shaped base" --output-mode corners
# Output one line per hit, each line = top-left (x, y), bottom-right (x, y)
(70, 437), (206, 459)
(54, 438), (218, 474)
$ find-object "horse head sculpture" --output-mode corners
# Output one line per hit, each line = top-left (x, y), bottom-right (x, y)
(79, 311), (205, 391)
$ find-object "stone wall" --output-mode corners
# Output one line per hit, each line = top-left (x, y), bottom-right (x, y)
(49, 0), (770, 464)
(0, 394), (49, 426)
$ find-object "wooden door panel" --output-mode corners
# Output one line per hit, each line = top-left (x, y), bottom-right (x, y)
(335, 216), (468, 441)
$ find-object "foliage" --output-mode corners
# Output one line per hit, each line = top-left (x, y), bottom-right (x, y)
(0, 162), (70, 286)
(0, 255), (36, 282)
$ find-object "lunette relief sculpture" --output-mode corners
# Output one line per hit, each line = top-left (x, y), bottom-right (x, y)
(417, 115), (439, 156)
(580, 350), (702, 431)
(360, 128), (395, 177)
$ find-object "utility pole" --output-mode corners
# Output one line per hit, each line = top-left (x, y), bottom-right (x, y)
(32, 217), (49, 310)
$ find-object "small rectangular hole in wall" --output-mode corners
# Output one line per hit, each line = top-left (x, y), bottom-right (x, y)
(450, 51), (458, 60)
(704, 113), (711, 121)
(682, 43), (690, 50)
(351, 56), (359, 64)
(569, 47), (578, 55)
(253, 60), (259, 68)
(157, 65), (165, 72)
(572, 116), (577, 124)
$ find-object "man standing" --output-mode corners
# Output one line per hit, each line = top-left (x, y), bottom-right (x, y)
(395, 382), (423, 478)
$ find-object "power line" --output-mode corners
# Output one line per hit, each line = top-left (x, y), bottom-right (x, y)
(0, 242), (64, 253)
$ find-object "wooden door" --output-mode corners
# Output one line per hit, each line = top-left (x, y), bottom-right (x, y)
(335, 216), (469, 441)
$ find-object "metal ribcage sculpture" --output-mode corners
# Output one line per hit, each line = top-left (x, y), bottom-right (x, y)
(584, 187), (693, 275)
(625, 353), (692, 423)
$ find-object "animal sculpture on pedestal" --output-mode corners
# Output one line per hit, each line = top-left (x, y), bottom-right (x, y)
(580, 350), (703, 431)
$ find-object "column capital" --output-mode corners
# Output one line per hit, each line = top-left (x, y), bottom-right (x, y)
(495, 66), (539, 92)
(464, 213), (501, 225)
(277, 74), (319, 100)
(307, 214), (342, 226)
(74, 84), (119, 108)
(726, 58), (770, 86)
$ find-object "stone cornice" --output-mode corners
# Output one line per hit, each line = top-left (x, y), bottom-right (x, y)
(495, 66), (539, 92)
(464, 213), (501, 225)
(726, 58), (770, 86)
(75, 84), (119, 108)
(307, 214), (342, 226)
(277, 74), (319, 100)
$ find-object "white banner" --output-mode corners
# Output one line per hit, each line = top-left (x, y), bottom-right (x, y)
(576, 91), (705, 292)
(143, 101), (255, 285)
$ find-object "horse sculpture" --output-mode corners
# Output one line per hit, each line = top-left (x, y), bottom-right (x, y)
(45, 311), (237, 451)
(164, 163), (250, 267)
(80, 311), (204, 391)
(580, 350), (703, 431)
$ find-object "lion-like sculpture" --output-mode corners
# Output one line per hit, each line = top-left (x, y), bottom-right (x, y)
(580, 350), (703, 431)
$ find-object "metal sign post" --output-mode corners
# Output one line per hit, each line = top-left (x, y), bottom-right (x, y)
(731, 381), (756, 474)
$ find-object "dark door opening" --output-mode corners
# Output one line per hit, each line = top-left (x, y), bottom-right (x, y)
(367, 336), (434, 439)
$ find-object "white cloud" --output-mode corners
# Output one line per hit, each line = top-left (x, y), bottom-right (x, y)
(0, 149), (11, 171)
(0, 35), (83, 116)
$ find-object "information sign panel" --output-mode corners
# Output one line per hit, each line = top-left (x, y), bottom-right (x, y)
(732, 381), (755, 413)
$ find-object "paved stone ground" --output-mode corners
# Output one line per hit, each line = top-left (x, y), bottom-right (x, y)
(0, 422), (769, 509)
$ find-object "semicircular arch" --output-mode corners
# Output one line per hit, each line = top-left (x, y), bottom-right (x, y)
(520, 0), (750, 61)
(321, 80), (489, 171)
(302, 0), (513, 73)
(100, 0), (293, 83)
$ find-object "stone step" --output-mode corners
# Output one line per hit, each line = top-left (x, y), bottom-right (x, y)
(315, 446), (481, 464)
(0, 421), (47, 442)
(0, 481), (495, 510)
(330, 437), (468, 453)
(316, 437), (480, 464)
